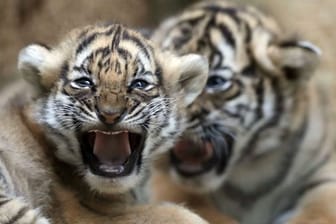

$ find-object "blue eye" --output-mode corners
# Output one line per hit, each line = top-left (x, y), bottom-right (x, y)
(71, 77), (93, 89)
(206, 76), (227, 88)
(206, 75), (233, 93)
(130, 79), (151, 90)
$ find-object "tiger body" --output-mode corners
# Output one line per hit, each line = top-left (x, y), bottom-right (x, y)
(0, 23), (209, 223)
(152, 1), (336, 223)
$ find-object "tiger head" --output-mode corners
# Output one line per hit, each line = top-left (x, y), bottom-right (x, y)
(18, 24), (208, 194)
(152, 1), (321, 192)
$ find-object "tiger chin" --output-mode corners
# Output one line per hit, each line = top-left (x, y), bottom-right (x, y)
(0, 23), (210, 224)
(152, 1), (336, 224)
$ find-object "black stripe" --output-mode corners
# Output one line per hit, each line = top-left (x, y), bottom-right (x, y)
(217, 24), (236, 49)
(136, 62), (145, 75)
(238, 78), (282, 159)
(210, 52), (224, 69)
(79, 102), (94, 117)
(243, 21), (252, 43)
(176, 15), (206, 27)
(117, 47), (132, 61)
(221, 108), (241, 119)
(162, 15), (206, 50)
(189, 107), (210, 123)
(172, 27), (193, 50)
(279, 156), (334, 217)
(222, 114), (308, 208)
(0, 198), (11, 207)
(75, 26), (115, 55)
(127, 102), (143, 120)
(241, 63), (257, 77)
(154, 63), (162, 85)
(254, 77), (264, 122)
(103, 58), (111, 71)
(202, 16), (228, 68)
(300, 164), (333, 198)
(94, 47), (111, 59)
(186, 121), (201, 130)
(4, 205), (30, 224)
(76, 33), (98, 55)
(122, 30), (151, 60)
(149, 136), (166, 153)
(45, 123), (76, 155)
(0, 166), (10, 195)
(115, 60), (121, 74)
(203, 6), (241, 25)
(224, 86), (242, 101)
(130, 189), (138, 200)
(111, 25), (122, 50)
(60, 62), (69, 81)
(279, 41), (300, 48)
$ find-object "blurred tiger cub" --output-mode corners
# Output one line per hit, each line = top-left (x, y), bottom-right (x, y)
(0, 23), (209, 223)
(152, 1), (336, 223)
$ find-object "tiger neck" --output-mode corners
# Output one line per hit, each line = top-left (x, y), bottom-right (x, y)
(52, 158), (150, 215)
(213, 82), (332, 223)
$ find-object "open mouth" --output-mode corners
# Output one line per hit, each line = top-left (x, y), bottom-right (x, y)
(171, 135), (233, 177)
(80, 130), (145, 178)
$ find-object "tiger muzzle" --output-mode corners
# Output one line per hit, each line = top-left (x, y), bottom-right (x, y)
(97, 110), (126, 125)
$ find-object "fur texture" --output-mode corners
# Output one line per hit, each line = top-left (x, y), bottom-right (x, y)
(152, 1), (336, 223)
(0, 23), (209, 223)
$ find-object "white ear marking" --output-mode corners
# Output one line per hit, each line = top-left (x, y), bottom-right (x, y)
(18, 44), (50, 72)
(297, 41), (322, 56)
(17, 44), (51, 86)
(177, 54), (209, 106)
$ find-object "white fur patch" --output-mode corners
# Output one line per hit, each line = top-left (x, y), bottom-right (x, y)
(297, 41), (322, 56)
(18, 44), (49, 71)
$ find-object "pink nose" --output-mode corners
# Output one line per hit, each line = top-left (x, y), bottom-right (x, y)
(100, 112), (121, 124)
(97, 108), (126, 124)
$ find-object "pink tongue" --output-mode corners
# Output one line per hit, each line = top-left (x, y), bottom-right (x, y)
(93, 132), (131, 165)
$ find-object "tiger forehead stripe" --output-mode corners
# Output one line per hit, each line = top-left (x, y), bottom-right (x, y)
(73, 25), (156, 75)
(118, 31), (156, 73)
(122, 30), (153, 61)
(76, 26), (115, 55)
(111, 25), (122, 50)
(203, 5), (241, 25)
(176, 12), (206, 27)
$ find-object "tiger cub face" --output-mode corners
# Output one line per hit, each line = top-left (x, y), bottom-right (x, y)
(153, 1), (320, 192)
(18, 24), (208, 194)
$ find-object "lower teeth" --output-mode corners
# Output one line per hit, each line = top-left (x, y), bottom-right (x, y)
(99, 165), (125, 174)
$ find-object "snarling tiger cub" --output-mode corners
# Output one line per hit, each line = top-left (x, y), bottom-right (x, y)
(152, 1), (336, 223)
(0, 23), (209, 224)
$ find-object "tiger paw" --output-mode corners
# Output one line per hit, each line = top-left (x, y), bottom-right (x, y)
(116, 203), (209, 224)
(0, 197), (50, 224)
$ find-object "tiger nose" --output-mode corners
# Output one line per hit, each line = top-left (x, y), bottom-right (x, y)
(96, 108), (126, 125)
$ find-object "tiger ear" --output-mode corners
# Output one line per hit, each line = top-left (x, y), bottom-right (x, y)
(267, 40), (321, 81)
(163, 53), (209, 106)
(18, 44), (53, 91)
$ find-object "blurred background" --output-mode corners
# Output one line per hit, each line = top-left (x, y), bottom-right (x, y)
(0, 0), (335, 88)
